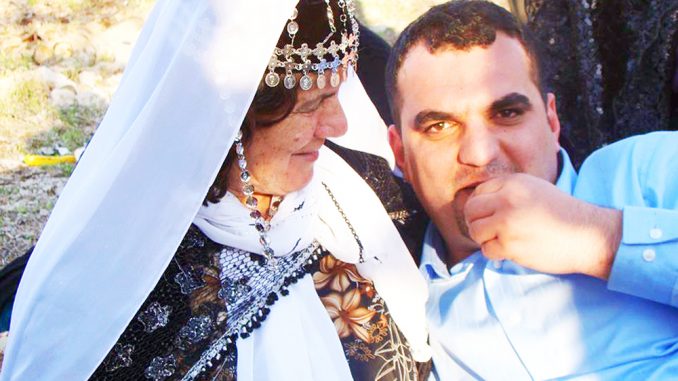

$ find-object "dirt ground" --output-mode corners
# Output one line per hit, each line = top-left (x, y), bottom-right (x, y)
(0, 0), (154, 267)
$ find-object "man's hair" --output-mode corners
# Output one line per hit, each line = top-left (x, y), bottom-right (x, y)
(385, 0), (545, 128)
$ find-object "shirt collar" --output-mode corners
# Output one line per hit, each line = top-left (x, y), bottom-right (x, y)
(555, 148), (577, 193)
(420, 222), (484, 280)
(421, 222), (450, 280)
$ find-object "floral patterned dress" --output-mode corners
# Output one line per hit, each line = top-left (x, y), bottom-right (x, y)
(314, 255), (419, 380)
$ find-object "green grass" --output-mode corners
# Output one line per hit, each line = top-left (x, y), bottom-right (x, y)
(62, 65), (83, 82)
(24, 104), (102, 153)
(0, 78), (51, 118)
(0, 53), (33, 75)
(25, 0), (156, 13)
(58, 107), (100, 149)
(56, 162), (75, 176)
(0, 185), (19, 197)
(58, 103), (102, 129)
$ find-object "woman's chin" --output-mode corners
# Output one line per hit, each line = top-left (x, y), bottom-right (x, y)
(286, 169), (314, 193)
(276, 165), (315, 194)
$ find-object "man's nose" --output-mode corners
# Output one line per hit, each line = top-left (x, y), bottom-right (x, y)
(457, 121), (500, 167)
(315, 96), (348, 138)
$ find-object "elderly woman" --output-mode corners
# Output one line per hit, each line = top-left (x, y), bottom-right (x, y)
(0, 0), (430, 380)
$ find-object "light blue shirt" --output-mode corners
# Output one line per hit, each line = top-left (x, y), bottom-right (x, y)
(575, 131), (678, 307)
(422, 134), (678, 380)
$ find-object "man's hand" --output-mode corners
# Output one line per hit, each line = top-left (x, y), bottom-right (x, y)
(464, 173), (622, 279)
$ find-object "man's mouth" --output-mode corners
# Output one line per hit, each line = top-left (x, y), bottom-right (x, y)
(456, 180), (485, 197)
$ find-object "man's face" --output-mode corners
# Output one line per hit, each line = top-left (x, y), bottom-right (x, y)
(389, 33), (561, 256)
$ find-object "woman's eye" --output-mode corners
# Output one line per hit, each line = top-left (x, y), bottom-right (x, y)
(293, 94), (334, 114)
(293, 104), (319, 114)
(295, 108), (316, 114)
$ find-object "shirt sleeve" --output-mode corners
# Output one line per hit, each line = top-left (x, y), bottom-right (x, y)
(574, 132), (678, 307)
(608, 206), (678, 306)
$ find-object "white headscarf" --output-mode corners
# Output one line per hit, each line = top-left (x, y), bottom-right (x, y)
(0, 1), (430, 380)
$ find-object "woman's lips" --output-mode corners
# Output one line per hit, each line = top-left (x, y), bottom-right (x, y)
(293, 150), (320, 161)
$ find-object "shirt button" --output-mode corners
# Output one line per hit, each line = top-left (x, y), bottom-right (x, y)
(642, 249), (656, 262)
(492, 260), (502, 269)
(649, 228), (663, 240)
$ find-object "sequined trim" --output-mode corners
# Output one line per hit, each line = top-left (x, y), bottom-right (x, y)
(174, 266), (205, 295)
(144, 354), (176, 381)
(180, 241), (325, 380)
(104, 343), (134, 372)
(176, 315), (213, 349)
(137, 302), (172, 333)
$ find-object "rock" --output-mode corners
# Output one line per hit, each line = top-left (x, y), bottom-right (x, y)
(78, 70), (101, 88)
(93, 18), (144, 66)
(32, 41), (53, 65)
(95, 61), (125, 76)
(36, 66), (77, 91)
(50, 87), (77, 108)
(74, 146), (86, 162)
(53, 41), (74, 61)
(37, 146), (56, 156)
(76, 90), (107, 109)
(55, 145), (71, 155)
(76, 46), (98, 67)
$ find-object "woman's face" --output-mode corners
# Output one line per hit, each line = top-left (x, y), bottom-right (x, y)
(227, 81), (347, 196)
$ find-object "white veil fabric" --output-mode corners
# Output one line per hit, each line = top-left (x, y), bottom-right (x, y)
(0, 0), (430, 380)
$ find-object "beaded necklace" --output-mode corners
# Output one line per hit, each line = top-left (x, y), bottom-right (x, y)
(232, 130), (365, 265)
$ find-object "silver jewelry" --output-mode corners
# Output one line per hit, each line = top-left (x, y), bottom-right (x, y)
(182, 241), (323, 380)
(235, 131), (364, 266)
(322, 181), (365, 263)
(264, 0), (360, 91)
(233, 130), (276, 266)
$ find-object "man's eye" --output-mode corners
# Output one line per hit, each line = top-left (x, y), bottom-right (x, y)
(495, 108), (523, 119)
(424, 121), (454, 134)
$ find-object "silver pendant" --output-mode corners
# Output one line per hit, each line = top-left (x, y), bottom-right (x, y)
(316, 73), (326, 89)
(330, 71), (340, 87)
(265, 72), (280, 87)
(283, 74), (296, 89)
(300, 74), (313, 91)
(286, 21), (299, 36)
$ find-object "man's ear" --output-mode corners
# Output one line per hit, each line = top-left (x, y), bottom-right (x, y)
(546, 93), (561, 148)
(388, 124), (408, 180)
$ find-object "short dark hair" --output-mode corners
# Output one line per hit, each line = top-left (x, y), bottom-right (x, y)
(385, 0), (545, 128)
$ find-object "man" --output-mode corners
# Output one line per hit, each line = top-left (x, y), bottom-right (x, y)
(386, 1), (678, 379)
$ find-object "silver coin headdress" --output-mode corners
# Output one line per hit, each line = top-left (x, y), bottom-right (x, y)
(264, 0), (360, 91)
